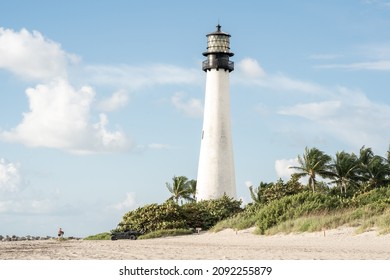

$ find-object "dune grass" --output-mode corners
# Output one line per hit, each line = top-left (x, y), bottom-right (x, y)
(212, 189), (390, 236)
(211, 210), (258, 232)
(264, 207), (390, 235)
(84, 232), (111, 240)
(138, 229), (193, 240)
(210, 203), (262, 232)
(87, 189), (390, 239)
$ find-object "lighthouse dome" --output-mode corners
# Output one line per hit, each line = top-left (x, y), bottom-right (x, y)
(202, 25), (234, 72)
(203, 24), (234, 57)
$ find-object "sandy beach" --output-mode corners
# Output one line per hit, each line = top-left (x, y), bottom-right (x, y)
(1, 227), (390, 260)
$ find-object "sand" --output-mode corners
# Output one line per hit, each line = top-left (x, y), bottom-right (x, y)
(1, 227), (390, 260)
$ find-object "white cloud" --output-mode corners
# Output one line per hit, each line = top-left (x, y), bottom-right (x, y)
(0, 196), (79, 215)
(171, 92), (203, 118)
(97, 90), (129, 112)
(85, 64), (201, 90)
(0, 27), (207, 154)
(275, 158), (299, 179)
(0, 199), (52, 214)
(237, 58), (266, 78)
(0, 27), (130, 154)
(363, 0), (390, 9)
(0, 158), (22, 192)
(244, 181), (253, 187)
(316, 60), (390, 70)
(279, 100), (341, 121)
(362, 44), (390, 59)
(235, 58), (327, 94)
(278, 87), (390, 151)
(112, 192), (136, 211)
(134, 143), (174, 153)
(1, 79), (94, 149)
(234, 57), (389, 153)
(93, 113), (129, 152)
(269, 74), (326, 93)
(0, 79), (130, 154)
(0, 27), (78, 81)
(0, 159), (74, 215)
(147, 143), (172, 149)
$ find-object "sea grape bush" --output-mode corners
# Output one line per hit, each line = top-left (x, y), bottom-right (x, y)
(117, 195), (242, 233)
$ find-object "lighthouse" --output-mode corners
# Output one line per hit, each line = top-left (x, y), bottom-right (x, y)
(196, 24), (236, 201)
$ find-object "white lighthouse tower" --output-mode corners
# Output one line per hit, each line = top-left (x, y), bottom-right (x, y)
(196, 24), (236, 201)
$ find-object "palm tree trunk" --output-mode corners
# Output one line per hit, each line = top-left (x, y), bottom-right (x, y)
(310, 178), (315, 193)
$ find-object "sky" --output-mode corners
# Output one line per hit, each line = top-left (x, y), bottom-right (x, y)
(0, 0), (389, 237)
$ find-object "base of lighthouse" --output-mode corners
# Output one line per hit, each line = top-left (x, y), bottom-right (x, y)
(196, 69), (236, 201)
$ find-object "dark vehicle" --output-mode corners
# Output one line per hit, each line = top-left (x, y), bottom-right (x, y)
(110, 229), (142, 240)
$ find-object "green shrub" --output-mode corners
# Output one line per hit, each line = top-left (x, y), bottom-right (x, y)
(211, 202), (264, 232)
(351, 188), (390, 207)
(255, 191), (343, 234)
(251, 177), (306, 206)
(180, 202), (209, 229)
(118, 200), (186, 233)
(204, 195), (242, 219)
(117, 195), (243, 234)
(186, 195), (242, 230)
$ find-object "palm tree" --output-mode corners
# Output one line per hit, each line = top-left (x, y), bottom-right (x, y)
(355, 146), (390, 189)
(248, 186), (260, 204)
(290, 147), (332, 192)
(248, 181), (268, 204)
(328, 151), (359, 195)
(361, 155), (390, 189)
(187, 179), (197, 202)
(165, 176), (192, 204)
(358, 146), (375, 168)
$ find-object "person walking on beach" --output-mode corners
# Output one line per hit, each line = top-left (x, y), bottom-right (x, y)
(58, 227), (64, 239)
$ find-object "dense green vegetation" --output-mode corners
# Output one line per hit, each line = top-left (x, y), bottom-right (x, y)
(212, 145), (390, 235)
(213, 188), (390, 235)
(110, 145), (390, 238)
(116, 195), (242, 234)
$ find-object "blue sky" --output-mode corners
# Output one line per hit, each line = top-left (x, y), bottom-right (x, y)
(1, 0), (389, 237)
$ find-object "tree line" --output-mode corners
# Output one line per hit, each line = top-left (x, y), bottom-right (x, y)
(291, 146), (390, 194)
(166, 145), (390, 204)
(250, 145), (390, 203)
(117, 145), (389, 236)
